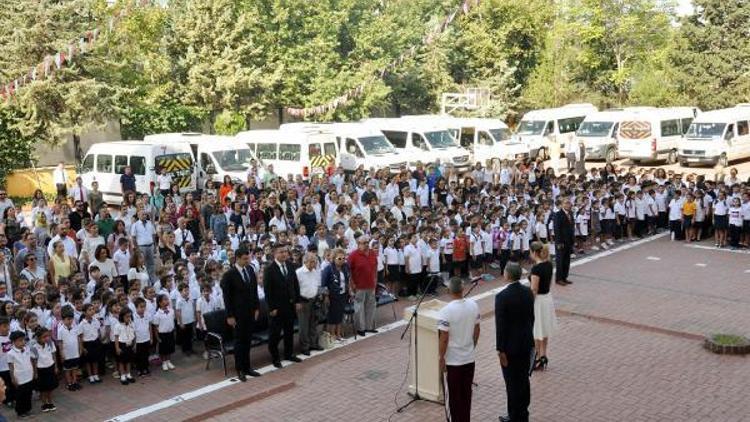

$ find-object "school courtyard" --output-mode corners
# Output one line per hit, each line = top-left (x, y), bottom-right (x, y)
(11, 235), (750, 422)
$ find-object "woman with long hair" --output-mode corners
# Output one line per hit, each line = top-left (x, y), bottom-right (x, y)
(529, 241), (557, 371)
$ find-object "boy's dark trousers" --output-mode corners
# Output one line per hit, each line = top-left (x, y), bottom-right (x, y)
(0, 370), (14, 405)
(135, 341), (150, 372)
(499, 249), (510, 273)
(179, 322), (195, 353)
(14, 381), (33, 416)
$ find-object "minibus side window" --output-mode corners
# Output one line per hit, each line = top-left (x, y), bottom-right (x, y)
(97, 155), (112, 173)
(412, 133), (429, 151)
(257, 143), (278, 160)
(309, 144), (322, 158)
(324, 142), (337, 157)
(680, 118), (693, 135)
(130, 156), (146, 175)
(478, 131), (494, 146)
(115, 155), (128, 174)
(279, 144), (301, 161)
(737, 121), (749, 136)
(724, 124), (735, 141)
(81, 155), (95, 173)
(660, 119), (681, 137)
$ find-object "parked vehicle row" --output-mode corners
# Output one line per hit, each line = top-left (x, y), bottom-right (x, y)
(79, 104), (750, 200)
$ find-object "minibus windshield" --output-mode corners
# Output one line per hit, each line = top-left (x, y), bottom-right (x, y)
(686, 123), (726, 139)
(360, 136), (396, 155)
(516, 120), (545, 135)
(424, 130), (458, 148)
(213, 150), (251, 171)
(489, 128), (511, 142)
(577, 121), (614, 137)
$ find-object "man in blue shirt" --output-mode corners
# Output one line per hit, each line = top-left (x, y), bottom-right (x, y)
(120, 166), (136, 195)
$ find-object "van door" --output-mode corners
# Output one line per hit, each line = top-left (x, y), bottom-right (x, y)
(724, 123), (737, 159)
(307, 142), (328, 176)
(735, 120), (750, 159)
(95, 153), (116, 198)
(474, 130), (494, 164)
(339, 138), (361, 172)
(129, 154), (148, 194)
(659, 119), (682, 160)
(80, 153), (96, 191)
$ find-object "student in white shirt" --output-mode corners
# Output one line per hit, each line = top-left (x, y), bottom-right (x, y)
(79, 304), (102, 384)
(403, 234), (422, 299)
(713, 192), (729, 248)
(56, 310), (82, 391)
(7, 331), (35, 417)
(152, 294), (176, 371)
(425, 239), (441, 294)
(728, 197), (743, 248)
(114, 308), (136, 385)
(175, 284), (195, 356)
(132, 298), (153, 376)
(112, 238), (131, 289)
(383, 237), (401, 294)
(667, 190), (685, 241)
(32, 327), (59, 411)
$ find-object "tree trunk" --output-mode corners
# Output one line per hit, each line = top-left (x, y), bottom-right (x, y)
(73, 133), (82, 166)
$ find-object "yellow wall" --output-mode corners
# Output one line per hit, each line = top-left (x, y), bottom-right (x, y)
(6, 166), (78, 198)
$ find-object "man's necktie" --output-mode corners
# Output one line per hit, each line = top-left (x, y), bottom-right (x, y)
(242, 268), (251, 284)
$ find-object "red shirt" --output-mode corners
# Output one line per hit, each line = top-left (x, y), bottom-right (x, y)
(453, 236), (468, 261)
(348, 249), (378, 290)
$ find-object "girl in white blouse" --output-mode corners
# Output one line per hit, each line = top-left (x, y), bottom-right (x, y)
(114, 308), (136, 385)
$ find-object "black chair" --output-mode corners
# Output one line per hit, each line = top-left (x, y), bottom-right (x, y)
(376, 282), (399, 322)
(203, 310), (234, 375)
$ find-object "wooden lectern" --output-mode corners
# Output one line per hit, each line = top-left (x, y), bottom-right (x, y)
(403, 299), (447, 403)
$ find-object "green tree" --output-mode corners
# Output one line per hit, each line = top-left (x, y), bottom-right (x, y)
(0, 106), (36, 186)
(672, 0), (750, 109)
(214, 110), (247, 135)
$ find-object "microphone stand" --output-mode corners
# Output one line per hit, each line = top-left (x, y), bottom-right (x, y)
(463, 276), (482, 298)
(397, 273), (439, 413)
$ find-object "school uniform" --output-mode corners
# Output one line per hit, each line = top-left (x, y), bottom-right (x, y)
(728, 206), (743, 247)
(439, 237), (454, 276)
(176, 296), (196, 353)
(0, 333), (14, 406)
(152, 308), (176, 356)
(499, 231), (512, 273)
(713, 200), (729, 230)
(133, 312), (152, 373)
(31, 340), (58, 392)
(469, 232), (484, 269)
(113, 322), (136, 364)
(668, 198), (685, 240)
(79, 317), (102, 365)
(56, 323), (81, 370)
(481, 231), (493, 264)
(8, 345), (34, 416)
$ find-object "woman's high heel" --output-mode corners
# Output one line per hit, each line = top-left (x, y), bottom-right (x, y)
(539, 356), (548, 370)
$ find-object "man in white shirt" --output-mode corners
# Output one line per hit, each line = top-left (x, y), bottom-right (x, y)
(438, 277), (480, 422)
(53, 162), (68, 197)
(403, 234), (422, 300)
(295, 253), (322, 355)
(68, 176), (89, 205)
(46, 221), (77, 258)
(130, 211), (156, 282)
(173, 218), (195, 249)
(156, 168), (172, 196)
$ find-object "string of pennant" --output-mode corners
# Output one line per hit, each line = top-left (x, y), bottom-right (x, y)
(0, 0), (151, 102)
(286, 0), (481, 118)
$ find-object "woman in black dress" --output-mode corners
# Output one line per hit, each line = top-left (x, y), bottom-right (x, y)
(321, 248), (351, 342)
(529, 241), (557, 371)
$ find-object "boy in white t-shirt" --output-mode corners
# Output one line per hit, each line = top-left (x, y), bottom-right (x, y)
(175, 284), (196, 356)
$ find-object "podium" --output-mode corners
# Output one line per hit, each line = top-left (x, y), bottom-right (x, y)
(403, 299), (447, 403)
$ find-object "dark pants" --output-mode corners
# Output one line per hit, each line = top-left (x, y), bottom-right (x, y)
(234, 318), (254, 374)
(669, 219), (683, 240)
(555, 243), (571, 282)
(268, 311), (295, 361)
(443, 254), (453, 276)
(658, 211), (668, 229)
(56, 183), (67, 197)
(499, 249), (510, 274)
(179, 322), (194, 353)
(729, 225), (741, 247)
(501, 351), (532, 422)
(15, 381), (33, 416)
(406, 273), (420, 296)
(446, 362), (475, 422)
(135, 341), (150, 372)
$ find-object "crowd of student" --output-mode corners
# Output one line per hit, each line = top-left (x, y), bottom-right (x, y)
(0, 158), (747, 417)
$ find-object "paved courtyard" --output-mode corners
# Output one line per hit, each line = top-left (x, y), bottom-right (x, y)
(5, 235), (750, 421)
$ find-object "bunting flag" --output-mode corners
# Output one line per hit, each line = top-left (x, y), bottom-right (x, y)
(0, 1), (152, 102)
(286, 0), (482, 117)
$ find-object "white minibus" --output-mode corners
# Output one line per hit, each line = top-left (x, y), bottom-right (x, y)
(617, 107), (700, 164)
(679, 105), (750, 167)
(575, 107), (655, 162)
(513, 103), (598, 160)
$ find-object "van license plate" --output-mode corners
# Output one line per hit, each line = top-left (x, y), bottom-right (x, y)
(687, 158), (699, 162)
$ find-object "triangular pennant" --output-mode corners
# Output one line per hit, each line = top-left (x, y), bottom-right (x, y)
(68, 44), (75, 62)
(31, 67), (37, 81)
(55, 52), (62, 69)
(43, 56), (52, 76)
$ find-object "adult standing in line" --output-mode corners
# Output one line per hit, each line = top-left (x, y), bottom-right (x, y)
(53, 162), (68, 198)
(529, 242), (557, 371)
(120, 166), (137, 197)
(565, 136), (578, 173)
(348, 236), (378, 337)
(130, 210), (156, 283)
(68, 176), (89, 209)
(495, 262), (535, 422)
(552, 198), (575, 286)
(438, 277), (480, 422)
(220, 247), (261, 381)
(264, 244), (302, 368)
(295, 252), (323, 355)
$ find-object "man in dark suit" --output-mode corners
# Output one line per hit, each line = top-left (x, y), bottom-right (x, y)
(553, 198), (575, 285)
(495, 262), (535, 422)
(220, 247), (261, 381)
(263, 244), (302, 368)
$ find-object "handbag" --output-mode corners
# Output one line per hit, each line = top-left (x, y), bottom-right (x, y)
(318, 331), (335, 350)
